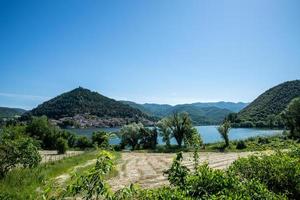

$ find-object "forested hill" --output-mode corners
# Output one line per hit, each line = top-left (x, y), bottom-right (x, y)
(28, 87), (151, 120)
(0, 107), (26, 118)
(236, 80), (300, 126)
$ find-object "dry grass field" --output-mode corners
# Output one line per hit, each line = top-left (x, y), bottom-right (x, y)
(108, 152), (253, 191)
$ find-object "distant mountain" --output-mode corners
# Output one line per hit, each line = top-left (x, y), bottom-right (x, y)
(27, 87), (155, 127)
(0, 107), (26, 118)
(190, 102), (248, 113)
(120, 101), (246, 125)
(236, 80), (300, 127)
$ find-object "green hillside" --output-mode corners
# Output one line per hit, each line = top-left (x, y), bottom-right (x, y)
(0, 107), (26, 118)
(28, 87), (151, 120)
(236, 80), (300, 127)
(121, 101), (233, 125)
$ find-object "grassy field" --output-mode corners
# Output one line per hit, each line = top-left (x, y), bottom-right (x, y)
(205, 134), (300, 152)
(0, 150), (104, 200)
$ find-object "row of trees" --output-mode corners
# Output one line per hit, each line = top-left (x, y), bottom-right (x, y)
(118, 112), (203, 150)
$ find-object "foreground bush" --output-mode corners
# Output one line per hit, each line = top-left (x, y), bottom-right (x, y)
(229, 151), (300, 199)
(55, 150), (291, 200)
(0, 128), (41, 178)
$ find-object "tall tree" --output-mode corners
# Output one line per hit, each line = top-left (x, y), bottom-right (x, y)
(158, 112), (197, 147)
(119, 123), (143, 150)
(218, 120), (231, 148)
(281, 97), (300, 138)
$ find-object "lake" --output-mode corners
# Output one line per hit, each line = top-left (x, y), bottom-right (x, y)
(66, 126), (283, 145)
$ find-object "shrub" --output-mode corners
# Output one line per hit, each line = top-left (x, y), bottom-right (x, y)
(236, 140), (247, 149)
(257, 137), (270, 144)
(63, 151), (115, 199)
(0, 131), (41, 178)
(164, 152), (189, 188)
(56, 137), (68, 154)
(229, 152), (300, 199)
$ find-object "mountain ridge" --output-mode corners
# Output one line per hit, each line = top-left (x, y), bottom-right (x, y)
(121, 101), (248, 125)
(0, 107), (26, 118)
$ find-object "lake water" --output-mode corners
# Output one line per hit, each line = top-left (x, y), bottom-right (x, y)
(66, 126), (283, 145)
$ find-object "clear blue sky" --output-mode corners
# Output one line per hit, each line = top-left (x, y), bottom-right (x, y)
(0, 0), (300, 109)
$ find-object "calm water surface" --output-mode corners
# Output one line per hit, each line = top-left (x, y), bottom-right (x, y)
(67, 126), (283, 144)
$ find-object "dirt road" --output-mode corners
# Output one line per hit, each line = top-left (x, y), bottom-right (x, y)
(108, 152), (252, 191)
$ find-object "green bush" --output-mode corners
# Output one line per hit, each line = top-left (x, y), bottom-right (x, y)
(56, 137), (68, 154)
(229, 151), (300, 199)
(236, 140), (247, 149)
(0, 129), (41, 178)
(164, 152), (189, 188)
(258, 136), (270, 144)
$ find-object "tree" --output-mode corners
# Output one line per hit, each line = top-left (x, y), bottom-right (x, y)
(139, 127), (158, 149)
(76, 136), (92, 149)
(119, 123), (143, 150)
(218, 120), (231, 148)
(158, 112), (195, 147)
(26, 116), (58, 149)
(157, 118), (171, 147)
(56, 137), (68, 154)
(92, 131), (115, 148)
(0, 128), (41, 177)
(281, 97), (300, 138)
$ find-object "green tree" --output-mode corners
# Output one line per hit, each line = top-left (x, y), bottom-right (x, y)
(26, 116), (58, 149)
(218, 120), (231, 148)
(139, 127), (158, 149)
(119, 123), (143, 150)
(76, 136), (92, 149)
(158, 112), (195, 147)
(281, 97), (300, 138)
(157, 118), (171, 147)
(92, 131), (115, 148)
(56, 137), (68, 154)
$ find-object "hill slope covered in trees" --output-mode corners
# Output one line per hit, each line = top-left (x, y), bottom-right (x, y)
(236, 80), (300, 127)
(27, 87), (154, 127)
(0, 107), (26, 118)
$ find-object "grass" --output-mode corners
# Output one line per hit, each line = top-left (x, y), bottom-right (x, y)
(125, 134), (300, 153)
(0, 150), (100, 200)
(205, 134), (300, 152)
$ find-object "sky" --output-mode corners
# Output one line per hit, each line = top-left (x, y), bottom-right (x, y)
(0, 0), (300, 109)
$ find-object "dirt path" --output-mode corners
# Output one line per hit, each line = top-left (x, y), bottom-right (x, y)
(55, 159), (97, 185)
(108, 152), (253, 191)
